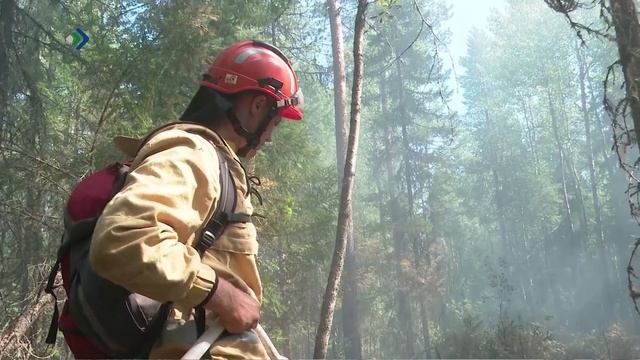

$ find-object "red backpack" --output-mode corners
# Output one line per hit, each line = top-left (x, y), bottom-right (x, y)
(44, 128), (247, 358)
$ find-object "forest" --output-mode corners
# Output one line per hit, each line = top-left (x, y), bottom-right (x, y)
(1, 0), (640, 358)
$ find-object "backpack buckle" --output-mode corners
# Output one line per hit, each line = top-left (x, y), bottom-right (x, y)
(198, 230), (216, 254)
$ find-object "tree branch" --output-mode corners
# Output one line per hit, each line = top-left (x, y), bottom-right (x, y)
(0, 272), (62, 356)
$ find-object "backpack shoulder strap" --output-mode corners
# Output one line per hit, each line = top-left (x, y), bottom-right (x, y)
(194, 147), (251, 256)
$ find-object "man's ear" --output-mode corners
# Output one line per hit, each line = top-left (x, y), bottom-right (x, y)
(250, 94), (270, 117)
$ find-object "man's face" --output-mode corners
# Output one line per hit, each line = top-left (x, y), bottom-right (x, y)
(243, 116), (280, 159)
(239, 93), (282, 159)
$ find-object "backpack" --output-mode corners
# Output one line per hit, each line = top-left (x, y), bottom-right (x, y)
(44, 125), (248, 358)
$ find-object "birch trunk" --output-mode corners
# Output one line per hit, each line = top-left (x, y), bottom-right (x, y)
(313, 1), (367, 357)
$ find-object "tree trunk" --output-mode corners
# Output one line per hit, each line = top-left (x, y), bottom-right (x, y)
(547, 92), (579, 251)
(0, 273), (61, 355)
(282, 313), (292, 359)
(609, 0), (640, 148)
(491, 166), (510, 253)
(0, 0), (14, 145)
(328, 0), (349, 170)
(608, 2), (640, 299)
(313, 1), (367, 357)
(547, 90), (587, 313)
(577, 46), (606, 249)
(559, 94), (590, 238)
(381, 116), (415, 357)
(327, 1), (362, 357)
(419, 300), (431, 358)
(578, 44), (618, 323)
(342, 238), (361, 358)
(522, 99), (541, 173)
(397, 63), (416, 358)
(485, 110), (510, 258)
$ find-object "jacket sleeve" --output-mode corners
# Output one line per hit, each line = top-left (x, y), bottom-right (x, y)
(89, 129), (220, 309)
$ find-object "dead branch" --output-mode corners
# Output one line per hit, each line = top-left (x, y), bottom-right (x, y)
(0, 145), (77, 180)
(0, 272), (62, 356)
(628, 238), (640, 315)
(543, 0), (610, 45)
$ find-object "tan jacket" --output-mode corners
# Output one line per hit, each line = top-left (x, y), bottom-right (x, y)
(89, 123), (268, 358)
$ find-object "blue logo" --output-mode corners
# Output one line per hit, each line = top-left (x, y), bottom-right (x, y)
(66, 28), (89, 50)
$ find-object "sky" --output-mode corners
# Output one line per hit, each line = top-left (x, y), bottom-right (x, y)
(444, 0), (507, 111)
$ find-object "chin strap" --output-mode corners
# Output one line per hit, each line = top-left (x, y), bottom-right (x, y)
(207, 88), (275, 158)
(226, 107), (275, 158)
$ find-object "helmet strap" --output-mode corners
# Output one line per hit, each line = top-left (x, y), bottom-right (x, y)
(226, 108), (274, 157)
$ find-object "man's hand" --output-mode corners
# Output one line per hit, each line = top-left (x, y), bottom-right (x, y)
(203, 277), (260, 333)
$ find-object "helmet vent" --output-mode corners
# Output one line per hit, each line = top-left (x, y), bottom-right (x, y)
(258, 77), (283, 91)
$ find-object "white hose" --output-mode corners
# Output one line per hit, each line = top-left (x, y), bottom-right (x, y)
(180, 320), (287, 360)
(180, 318), (225, 360)
(255, 324), (288, 360)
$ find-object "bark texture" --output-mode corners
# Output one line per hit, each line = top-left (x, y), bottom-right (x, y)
(313, 1), (367, 357)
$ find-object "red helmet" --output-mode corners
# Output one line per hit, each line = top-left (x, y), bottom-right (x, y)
(201, 40), (303, 121)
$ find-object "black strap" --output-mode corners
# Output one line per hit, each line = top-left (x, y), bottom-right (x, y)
(44, 233), (66, 345)
(194, 148), (246, 340)
(44, 263), (61, 344)
(137, 301), (173, 358)
(45, 222), (96, 345)
(195, 149), (241, 255)
(195, 307), (206, 338)
(45, 298), (59, 344)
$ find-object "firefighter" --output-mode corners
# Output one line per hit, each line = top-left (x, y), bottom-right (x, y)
(90, 40), (303, 358)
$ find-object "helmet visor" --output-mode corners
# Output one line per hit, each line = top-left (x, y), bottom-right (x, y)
(277, 88), (304, 121)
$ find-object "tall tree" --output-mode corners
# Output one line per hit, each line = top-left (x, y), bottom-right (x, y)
(314, 0), (367, 357)
(327, 0), (363, 357)
(543, 0), (640, 316)
(360, 1), (454, 355)
(0, 0), (14, 142)
(609, 0), (640, 147)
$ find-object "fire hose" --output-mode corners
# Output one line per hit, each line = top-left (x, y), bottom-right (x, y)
(181, 318), (287, 360)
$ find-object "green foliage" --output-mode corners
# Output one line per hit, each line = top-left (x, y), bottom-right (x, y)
(1, 0), (636, 358)
(458, 0), (629, 337)
(563, 324), (640, 359)
(437, 314), (640, 360)
(1, 0), (322, 358)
